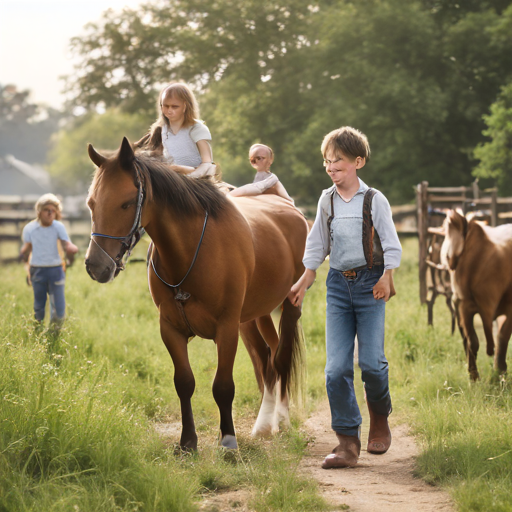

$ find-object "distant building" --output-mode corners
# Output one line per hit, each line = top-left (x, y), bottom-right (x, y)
(0, 155), (51, 196)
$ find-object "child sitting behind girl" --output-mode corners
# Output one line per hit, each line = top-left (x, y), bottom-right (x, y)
(136, 82), (216, 178)
(229, 144), (293, 202)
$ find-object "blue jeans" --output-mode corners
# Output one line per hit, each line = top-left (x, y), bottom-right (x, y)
(325, 266), (391, 437)
(30, 266), (66, 322)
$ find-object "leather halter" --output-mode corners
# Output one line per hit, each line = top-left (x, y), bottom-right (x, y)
(90, 166), (146, 272)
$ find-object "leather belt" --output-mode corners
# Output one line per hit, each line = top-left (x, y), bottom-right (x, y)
(341, 265), (367, 279)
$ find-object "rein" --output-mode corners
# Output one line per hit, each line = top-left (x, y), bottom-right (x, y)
(149, 210), (209, 289)
(91, 160), (209, 290)
(91, 166), (146, 271)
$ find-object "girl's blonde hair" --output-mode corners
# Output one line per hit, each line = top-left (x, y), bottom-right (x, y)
(35, 193), (62, 222)
(142, 82), (201, 151)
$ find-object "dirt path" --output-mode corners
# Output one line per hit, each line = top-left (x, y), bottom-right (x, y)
(300, 400), (455, 511)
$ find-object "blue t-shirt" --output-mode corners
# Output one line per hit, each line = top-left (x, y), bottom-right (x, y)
(22, 220), (70, 267)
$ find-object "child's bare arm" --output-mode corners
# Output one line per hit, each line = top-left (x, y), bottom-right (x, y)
(172, 140), (215, 178)
(20, 242), (32, 262)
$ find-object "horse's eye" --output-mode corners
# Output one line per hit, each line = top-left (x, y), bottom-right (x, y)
(122, 203), (130, 210)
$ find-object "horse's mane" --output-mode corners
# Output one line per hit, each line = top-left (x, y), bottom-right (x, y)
(92, 151), (227, 219)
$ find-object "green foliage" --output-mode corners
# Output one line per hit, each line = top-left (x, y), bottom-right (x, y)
(474, 81), (512, 195)
(47, 109), (151, 193)
(63, 0), (512, 204)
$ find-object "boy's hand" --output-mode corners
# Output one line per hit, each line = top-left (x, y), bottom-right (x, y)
(288, 282), (306, 308)
(373, 270), (396, 301)
(288, 268), (316, 308)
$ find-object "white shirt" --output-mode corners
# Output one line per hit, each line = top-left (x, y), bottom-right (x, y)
(22, 220), (70, 267)
(161, 121), (212, 167)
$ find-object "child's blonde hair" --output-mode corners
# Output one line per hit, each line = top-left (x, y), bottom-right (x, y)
(35, 193), (62, 221)
(249, 143), (274, 160)
(158, 82), (199, 128)
(141, 82), (201, 152)
(321, 126), (371, 163)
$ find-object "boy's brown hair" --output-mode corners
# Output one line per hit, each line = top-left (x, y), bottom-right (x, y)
(321, 126), (371, 162)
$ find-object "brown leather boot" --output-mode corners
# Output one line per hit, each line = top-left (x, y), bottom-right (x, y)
(322, 433), (361, 469)
(367, 402), (391, 454)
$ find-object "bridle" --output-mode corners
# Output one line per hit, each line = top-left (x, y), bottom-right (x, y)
(90, 163), (209, 288)
(90, 167), (146, 272)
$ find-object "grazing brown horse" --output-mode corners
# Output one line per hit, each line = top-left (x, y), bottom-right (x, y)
(441, 210), (512, 380)
(84, 138), (308, 450)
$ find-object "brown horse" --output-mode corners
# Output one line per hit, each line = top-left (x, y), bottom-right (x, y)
(84, 138), (308, 450)
(441, 209), (512, 380)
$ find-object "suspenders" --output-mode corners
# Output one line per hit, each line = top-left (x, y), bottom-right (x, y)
(327, 187), (383, 270)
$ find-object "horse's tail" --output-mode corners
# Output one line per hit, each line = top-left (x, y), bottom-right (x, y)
(274, 298), (306, 408)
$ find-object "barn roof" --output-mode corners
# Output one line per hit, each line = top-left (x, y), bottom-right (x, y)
(0, 155), (52, 195)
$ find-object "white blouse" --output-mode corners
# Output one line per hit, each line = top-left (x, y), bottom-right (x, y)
(161, 121), (212, 167)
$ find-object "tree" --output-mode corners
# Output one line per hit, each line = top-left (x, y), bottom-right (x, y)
(0, 84), (63, 165)
(64, 0), (512, 204)
(473, 82), (512, 195)
(47, 109), (150, 193)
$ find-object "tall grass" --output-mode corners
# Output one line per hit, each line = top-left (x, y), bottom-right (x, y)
(0, 242), (327, 511)
(3, 236), (511, 511)
(387, 238), (512, 512)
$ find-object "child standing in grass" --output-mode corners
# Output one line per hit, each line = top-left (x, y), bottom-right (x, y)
(20, 194), (78, 326)
(288, 127), (401, 469)
(136, 82), (217, 178)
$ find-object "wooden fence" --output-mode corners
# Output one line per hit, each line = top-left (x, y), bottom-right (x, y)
(0, 195), (91, 264)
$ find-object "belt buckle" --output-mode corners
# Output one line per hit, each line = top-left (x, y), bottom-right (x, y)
(341, 269), (357, 279)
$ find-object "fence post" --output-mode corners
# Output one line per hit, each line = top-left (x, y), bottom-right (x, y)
(491, 188), (497, 226)
(417, 181), (429, 304)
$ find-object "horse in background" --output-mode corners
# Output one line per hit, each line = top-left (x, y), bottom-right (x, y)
(84, 138), (308, 451)
(441, 209), (512, 380)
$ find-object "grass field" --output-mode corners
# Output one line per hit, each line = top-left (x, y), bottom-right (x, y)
(1, 237), (511, 511)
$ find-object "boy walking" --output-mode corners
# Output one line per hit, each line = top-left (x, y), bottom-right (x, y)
(289, 127), (401, 468)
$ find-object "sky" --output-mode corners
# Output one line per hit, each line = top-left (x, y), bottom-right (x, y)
(0, 0), (146, 109)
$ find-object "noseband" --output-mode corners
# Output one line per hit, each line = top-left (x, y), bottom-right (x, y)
(90, 167), (146, 272)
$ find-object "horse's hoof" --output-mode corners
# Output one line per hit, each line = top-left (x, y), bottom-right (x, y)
(251, 424), (272, 438)
(220, 434), (238, 450)
(469, 371), (480, 382)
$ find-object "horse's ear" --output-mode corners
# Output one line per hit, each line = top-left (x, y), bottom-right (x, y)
(118, 137), (135, 171)
(88, 144), (107, 167)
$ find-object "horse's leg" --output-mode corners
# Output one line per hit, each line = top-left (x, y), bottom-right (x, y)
(240, 317), (285, 437)
(256, 315), (291, 431)
(213, 324), (240, 449)
(240, 319), (271, 394)
(160, 317), (198, 451)
(495, 314), (512, 374)
(480, 309), (496, 357)
(458, 303), (480, 381)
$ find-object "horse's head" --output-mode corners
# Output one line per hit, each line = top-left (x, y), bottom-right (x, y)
(440, 209), (468, 270)
(85, 137), (145, 283)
